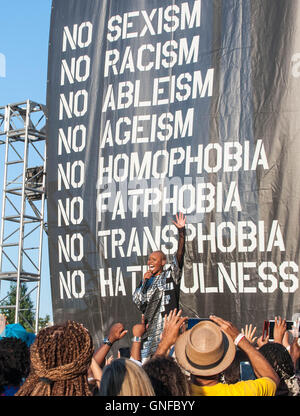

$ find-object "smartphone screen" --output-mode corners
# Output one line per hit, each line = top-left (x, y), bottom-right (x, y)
(268, 320), (294, 341)
(240, 361), (256, 381)
(187, 318), (201, 329)
(187, 318), (210, 329)
(119, 347), (130, 358)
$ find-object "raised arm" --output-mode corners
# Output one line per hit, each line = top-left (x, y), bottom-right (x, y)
(92, 322), (128, 368)
(241, 323), (257, 344)
(172, 213), (186, 269)
(289, 337), (300, 370)
(154, 309), (188, 357)
(130, 314), (147, 362)
(273, 316), (287, 344)
(210, 315), (280, 387)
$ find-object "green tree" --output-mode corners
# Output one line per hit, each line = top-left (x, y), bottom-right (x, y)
(38, 314), (51, 330)
(1, 283), (35, 332)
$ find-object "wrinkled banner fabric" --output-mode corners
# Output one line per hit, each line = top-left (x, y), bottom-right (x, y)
(46, 0), (300, 348)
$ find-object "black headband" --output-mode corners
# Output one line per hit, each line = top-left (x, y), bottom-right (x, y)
(185, 332), (230, 370)
(39, 377), (53, 385)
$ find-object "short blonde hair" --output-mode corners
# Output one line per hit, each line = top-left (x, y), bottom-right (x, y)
(99, 358), (155, 396)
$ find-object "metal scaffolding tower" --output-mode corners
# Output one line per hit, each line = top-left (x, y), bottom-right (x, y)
(0, 100), (47, 333)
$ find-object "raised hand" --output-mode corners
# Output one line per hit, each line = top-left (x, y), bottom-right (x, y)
(89, 357), (102, 390)
(132, 314), (148, 338)
(257, 334), (269, 348)
(108, 322), (128, 344)
(172, 212), (186, 230)
(209, 315), (240, 341)
(241, 324), (257, 344)
(273, 316), (287, 344)
(155, 309), (188, 356)
(290, 337), (300, 368)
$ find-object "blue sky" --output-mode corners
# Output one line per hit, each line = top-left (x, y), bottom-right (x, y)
(0, 1), (53, 319)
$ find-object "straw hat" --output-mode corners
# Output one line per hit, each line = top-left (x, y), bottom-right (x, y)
(174, 320), (236, 376)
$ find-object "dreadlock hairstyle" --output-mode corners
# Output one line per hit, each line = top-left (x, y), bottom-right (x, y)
(16, 320), (94, 396)
(0, 337), (30, 394)
(259, 342), (300, 396)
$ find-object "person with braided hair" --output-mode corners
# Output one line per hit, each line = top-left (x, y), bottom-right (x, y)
(16, 320), (94, 396)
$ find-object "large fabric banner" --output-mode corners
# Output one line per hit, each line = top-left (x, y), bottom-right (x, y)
(47, 0), (300, 348)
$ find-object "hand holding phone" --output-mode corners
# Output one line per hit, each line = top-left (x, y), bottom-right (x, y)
(273, 316), (289, 343)
(262, 319), (295, 342)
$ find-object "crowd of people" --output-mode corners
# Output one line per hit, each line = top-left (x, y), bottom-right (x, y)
(0, 310), (300, 397)
(1, 215), (299, 397)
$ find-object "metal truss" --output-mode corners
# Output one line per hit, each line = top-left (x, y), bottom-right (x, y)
(0, 100), (47, 333)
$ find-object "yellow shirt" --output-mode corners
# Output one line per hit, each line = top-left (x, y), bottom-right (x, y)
(191, 377), (276, 396)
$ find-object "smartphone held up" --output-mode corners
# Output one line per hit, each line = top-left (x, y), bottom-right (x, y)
(262, 318), (300, 342)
